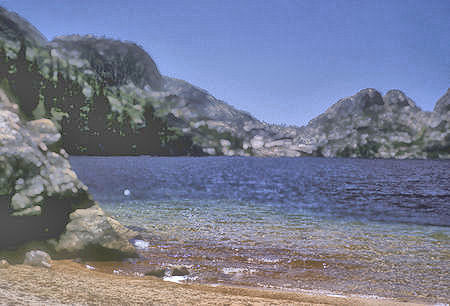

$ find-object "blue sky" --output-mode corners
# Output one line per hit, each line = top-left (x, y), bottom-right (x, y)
(2, 0), (449, 126)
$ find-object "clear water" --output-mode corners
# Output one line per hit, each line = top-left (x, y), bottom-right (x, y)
(70, 156), (450, 303)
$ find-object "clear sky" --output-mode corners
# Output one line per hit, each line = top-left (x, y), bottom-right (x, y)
(2, 0), (449, 126)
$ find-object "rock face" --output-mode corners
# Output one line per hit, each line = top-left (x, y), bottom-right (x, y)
(434, 88), (450, 115)
(51, 35), (163, 90)
(0, 89), (136, 258)
(303, 89), (449, 159)
(23, 250), (52, 268)
(0, 6), (47, 46)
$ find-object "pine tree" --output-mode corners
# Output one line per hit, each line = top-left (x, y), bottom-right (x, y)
(0, 44), (9, 80)
(88, 82), (111, 136)
(42, 62), (56, 116)
(9, 39), (42, 117)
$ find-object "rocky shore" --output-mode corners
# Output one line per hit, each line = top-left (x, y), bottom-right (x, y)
(0, 87), (136, 259)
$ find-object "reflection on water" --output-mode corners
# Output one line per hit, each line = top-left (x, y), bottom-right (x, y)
(71, 156), (450, 303)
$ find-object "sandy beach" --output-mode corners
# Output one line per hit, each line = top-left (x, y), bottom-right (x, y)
(0, 260), (429, 306)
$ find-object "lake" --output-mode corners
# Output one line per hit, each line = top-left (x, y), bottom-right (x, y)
(70, 156), (450, 303)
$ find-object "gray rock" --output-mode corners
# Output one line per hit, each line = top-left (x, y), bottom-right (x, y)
(10, 193), (32, 210)
(56, 204), (136, 256)
(0, 6), (47, 46)
(0, 88), (136, 258)
(50, 35), (163, 90)
(384, 89), (419, 109)
(250, 135), (265, 149)
(26, 119), (61, 145)
(202, 147), (216, 155)
(11, 205), (41, 216)
(0, 259), (10, 269)
(171, 266), (190, 276)
(434, 88), (450, 115)
(23, 250), (52, 268)
(219, 139), (231, 147)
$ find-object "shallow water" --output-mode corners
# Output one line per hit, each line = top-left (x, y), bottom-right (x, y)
(70, 156), (450, 303)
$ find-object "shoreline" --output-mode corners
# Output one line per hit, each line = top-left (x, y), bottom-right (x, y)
(0, 260), (431, 305)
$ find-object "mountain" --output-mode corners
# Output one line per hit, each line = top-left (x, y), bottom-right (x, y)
(304, 89), (449, 158)
(0, 6), (448, 159)
(0, 6), (47, 46)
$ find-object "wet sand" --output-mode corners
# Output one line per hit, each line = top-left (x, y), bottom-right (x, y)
(0, 260), (428, 305)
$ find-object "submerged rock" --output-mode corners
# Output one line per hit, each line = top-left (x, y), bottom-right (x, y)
(23, 250), (51, 268)
(171, 266), (190, 276)
(145, 268), (166, 278)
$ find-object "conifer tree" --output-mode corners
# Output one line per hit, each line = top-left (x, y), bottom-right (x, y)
(42, 62), (56, 116)
(10, 39), (42, 117)
(88, 82), (111, 136)
(0, 44), (9, 80)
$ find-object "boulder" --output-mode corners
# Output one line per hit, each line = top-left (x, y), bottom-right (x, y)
(23, 250), (52, 268)
(250, 135), (265, 149)
(56, 204), (136, 258)
(26, 118), (61, 145)
(0, 89), (136, 259)
(0, 259), (10, 269)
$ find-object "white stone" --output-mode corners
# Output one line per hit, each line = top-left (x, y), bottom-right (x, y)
(11, 193), (32, 210)
(250, 136), (265, 149)
(24, 250), (52, 268)
(202, 147), (216, 155)
(12, 205), (41, 216)
(220, 139), (231, 147)
(0, 259), (9, 269)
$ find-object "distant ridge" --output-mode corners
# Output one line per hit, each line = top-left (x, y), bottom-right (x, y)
(0, 6), (448, 159)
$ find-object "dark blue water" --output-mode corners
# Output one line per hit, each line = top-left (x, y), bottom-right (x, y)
(70, 156), (450, 302)
(71, 156), (450, 226)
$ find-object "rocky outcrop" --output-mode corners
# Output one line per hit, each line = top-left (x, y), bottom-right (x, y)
(50, 35), (163, 90)
(0, 6), (47, 46)
(303, 88), (449, 159)
(434, 88), (450, 115)
(0, 89), (136, 258)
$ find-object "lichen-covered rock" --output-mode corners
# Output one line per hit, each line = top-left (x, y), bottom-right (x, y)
(23, 250), (52, 268)
(26, 118), (61, 145)
(0, 105), (87, 217)
(0, 89), (136, 258)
